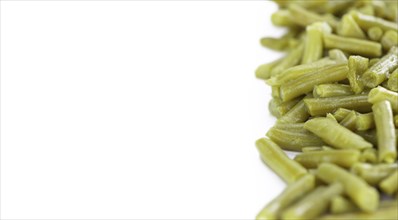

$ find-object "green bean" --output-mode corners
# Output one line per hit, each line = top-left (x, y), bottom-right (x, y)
(356, 129), (378, 146)
(359, 148), (377, 163)
(368, 86), (398, 112)
(323, 34), (382, 57)
(304, 95), (372, 116)
(352, 11), (398, 32)
(326, 113), (338, 122)
(266, 127), (324, 152)
(313, 83), (353, 98)
(280, 63), (348, 101)
(302, 22), (331, 64)
(294, 149), (360, 168)
(362, 47), (398, 88)
(255, 58), (283, 80)
(304, 117), (372, 150)
(381, 30), (398, 51)
(271, 10), (297, 27)
(316, 163), (379, 212)
(386, 68), (398, 92)
(329, 49), (348, 62)
(272, 122), (305, 131)
(301, 146), (323, 153)
(260, 37), (289, 51)
(330, 196), (359, 214)
(270, 43), (304, 77)
(337, 13), (366, 39)
(333, 108), (352, 122)
(373, 101), (397, 163)
(321, 205), (398, 220)
(256, 174), (315, 220)
(351, 163), (398, 186)
(340, 110), (357, 131)
(347, 55), (368, 94)
(367, 26), (383, 41)
(278, 98), (310, 123)
(256, 138), (307, 183)
(282, 183), (343, 220)
(271, 86), (280, 99)
(368, 58), (380, 67)
(268, 98), (301, 118)
(355, 112), (374, 131)
(288, 4), (338, 28)
(379, 170), (398, 195)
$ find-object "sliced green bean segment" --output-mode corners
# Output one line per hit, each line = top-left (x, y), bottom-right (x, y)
(330, 196), (359, 214)
(266, 127), (324, 152)
(256, 138), (307, 183)
(302, 22), (331, 64)
(280, 63), (348, 101)
(268, 98), (301, 118)
(323, 34), (382, 57)
(304, 117), (372, 149)
(313, 84), (353, 98)
(316, 163), (379, 212)
(304, 95), (372, 116)
(333, 108), (352, 122)
(362, 47), (398, 88)
(386, 68), (398, 92)
(256, 58), (283, 79)
(368, 86), (398, 112)
(381, 30), (398, 51)
(347, 55), (368, 94)
(282, 183), (343, 220)
(372, 100), (397, 163)
(359, 148), (377, 163)
(337, 13), (366, 39)
(379, 170), (398, 195)
(270, 44), (304, 77)
(278, 98), (310, 123)
(367, 26), (383, 41)
(294, 149), (360, 168)
(329, 49), (348, 62)
(340, 111), (357, 131)
(321, 205), (398, 220)
(356, 112), (375, 131)
(352, 11), (398, 32)
(301, 146), (323, 153)
(288, 4), (338, 28)
(256, 174), (315, 220)
(271, 9), (297, 27)
(351, 163), (398, 186)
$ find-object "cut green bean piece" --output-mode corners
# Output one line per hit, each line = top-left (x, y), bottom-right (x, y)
(362, 47), (398, 88)
(316, 163), (379, 212)
(294, 149), (360, 168)
(301, 146), (323, 153)
(288, 4), (338, 28)
(340, 110), (357, 131)
(356, 112), (375, 131)
(330, 196), (359, 214)
(270, 43), (304, 77)
(356, 129), (378, 146)
(313, 84), (353, 98)
(351, 163), (398, 186)
(266, 127), (324, 152)
(323, 34), (382, 57)
(337, 13), (366, 39)
(280, 63), (348, 101)
(333, 108), (352, 122)
(278, 98), (310, 123)
(329, 49), (348, 62)
(368, 58), (380, 67)
(321, 205), (398, 220)
(260, 37), (289, 51)
(326, 113), (338, 122)
(282, 183), (343, 220)
(367, 26), (383, 41)
(268, 98), (301, 118)
(302, 22), (331, 64)
(304, 117), (372, 150)
(272, 122), (305, 132)
(348, 55), (368, 94)
(381, 30), (398, 51)
(352, 11), (398, 32)
(271, 86), (280, 99)
(359, 148), (377, 163)
(379, 170), (398, 195)
(386, 68), (398, 92)
(256, 58), (283, 80)
(271, 9), (297, 27)
(372, 100), (397, 163)
(256, 174), (315, 220)
(256, 138), (307, 183)
(304, 95), (372, 116)
(368, 86), (398, 112)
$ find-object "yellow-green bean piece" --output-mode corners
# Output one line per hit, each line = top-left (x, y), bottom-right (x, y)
(270, 43), (304, 77)
(260, 37), (289, 51)
(255, 58), (283, 80)
(386, 68), (398, 92)
(313, 84), (353, 98)
(304, 95), (372, 116)
(381, 30), (398, 51)
(278, 98), (310, 123)
(304, 117), (372, 150)
(367, 26), (383, 41)
(351, 163), (398, 186)
(356, 112), (375, 131)
(347, 55), (368, 94)
(333, 108), (351, 122)
(288, 4), (338, 28)
(316, 163), (379, 212)
(368, 58), (380, 67)
(359, 148), (377, 163)
(268, 98), (301, 118)
(368, 86), (398, 113)
(330, 196), (359, 214)
(294, 149), (360, 168)
(280, 63), (348, 101)
(266, 127), (324, 152)
(352, 11), (398, 32)
(362, 47), (398, 88)
(256, 138), (307, 183)
(323, 34), (382, 57)
(302, 22), (331, 64)
(372, 100), (397, 163)
(379, 170), (398, 196)
(270, 9), (296, 27)
(329, 49), (348, 62)
(321, 205), (398, 220)
(340, 110), (357, 131)
(301, 146), (323, 153)
(337, 13), (366, 39)
(282, 183), (343, 220)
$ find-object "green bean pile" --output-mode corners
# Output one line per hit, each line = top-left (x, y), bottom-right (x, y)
(255, 1), (398, 219)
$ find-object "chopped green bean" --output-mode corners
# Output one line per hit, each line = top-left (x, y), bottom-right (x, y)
(333, 108), (352, 122)
(386, 68), (398, 92)
(379, 170), (398, 195)
(359, 148), (378, 164)
(313, 83), (353, 98)
(304, 95), (372, 116)
(302, 22), (332, 64)
(340, 110), (357, 131)
(352, 11), (398, 32)
(337, 13), (366, 39)
(271, 9), (297, 27)
(347, 55), (368, 94)
(323, 34), (382, 57)
(256, 58), (283, 80)
(269, 98), (301, 118)
(278, 98), (310, 123)
(270, 43), (304, 77)
(351, 163), (398, 186)
(301, 146), (323, 153)
(294, 149), (360, 168)
(381, 30), (398, 51)
(367, 26), (383, 41)
(266, 127), (324, 152)
(356, 129), (378, 146)
(330, 196), (359, 214)
(356, 112), (375, 131)
(329, 49), (348, 62)
(288, 4), (338, 28)
(368, 86), (398, 112)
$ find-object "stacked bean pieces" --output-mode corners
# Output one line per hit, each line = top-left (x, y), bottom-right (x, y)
(256, 0), (398, 219)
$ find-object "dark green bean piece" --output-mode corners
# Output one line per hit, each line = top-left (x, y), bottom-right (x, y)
(351, 163), (398, 186)
(256, 138), (307, 183)
(352, 11), (398, 32)
(294, 149), (360, 168)
(356, 112), (375, 131)
(333, 108), (352, 122)
(302, 22), (331, 64)
(379, 170), (398, 195)
(313, 84), (353, 98)
(386, 68), (398, 92)
(316, 163), (379, 212)
(282, 183), (343, 220)
(266, 127), (324, 152)
(348, 55), (368, 94)
(381, 30), (398, 51)
(304, 95), (372, 116)
(372, 100), (397, 163)
(368, 86), (398, 112)
(304, 117), (372, 150)
(256, 174), (315, 220)
(362, 47), (398, 88)
(278, 98), (310, 123)
(323, 34), (382, 57)
(340, 110), (357, 131)
(337, 13), (366, 39)
(330, 196), (359, 214)
(280, 63), (348, 101)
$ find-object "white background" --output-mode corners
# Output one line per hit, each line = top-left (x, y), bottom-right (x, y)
(1, 1), (286, 219)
